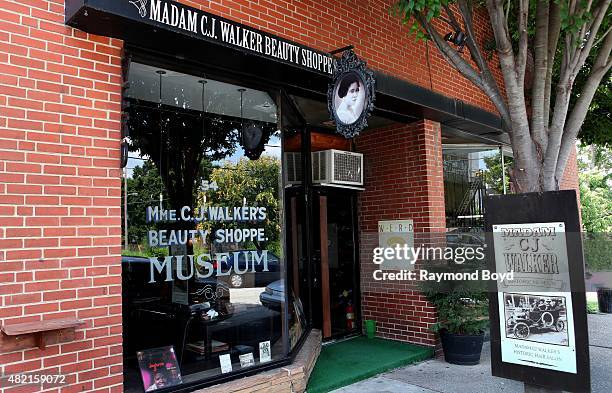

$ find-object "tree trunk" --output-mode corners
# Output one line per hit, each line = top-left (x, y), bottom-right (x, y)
(396, 0), (612, 194)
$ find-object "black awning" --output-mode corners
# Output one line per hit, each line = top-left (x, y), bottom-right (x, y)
(66, 0), (504, 139)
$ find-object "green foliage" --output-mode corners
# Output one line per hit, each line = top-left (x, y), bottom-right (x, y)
(391, 0), (611, 150)
(483, 152), (513, 195)
(587, 300), (599, 314)
(577, 75), (612, 146)
(579, 144), (612, 272)
(202, 156), (282, 255)
(579, 170), (612, 232)
(574, 144), (612, 272)
(391, 0), (449, 41)
(426, 288), (489, 335)
(420, 258), (489, 335)
(578, 143), (612, 171)
(559, 0), (594, 35)
(122, 246), (169, 258)
(123, 160), (166, 246)
(583, 232), (612, 272)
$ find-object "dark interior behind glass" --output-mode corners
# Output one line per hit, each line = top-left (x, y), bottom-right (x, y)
(121, 61), (306, 392)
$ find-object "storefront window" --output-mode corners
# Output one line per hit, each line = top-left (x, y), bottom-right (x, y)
(443, 144), (512, 229)
(121, 62), (302, 391)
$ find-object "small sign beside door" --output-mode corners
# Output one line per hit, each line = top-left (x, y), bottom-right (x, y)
(378, 219), (414, 270)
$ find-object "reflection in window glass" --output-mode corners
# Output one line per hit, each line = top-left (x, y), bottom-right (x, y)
(443, 146), (512, 229)
(121, 63), (300, 391)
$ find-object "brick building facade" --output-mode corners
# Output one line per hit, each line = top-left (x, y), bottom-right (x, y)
(356, 120), (445, 346)
(1, 1), (124, 391)
(0, 1), (579, 392)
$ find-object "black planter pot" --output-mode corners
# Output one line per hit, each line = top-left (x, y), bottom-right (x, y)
(597, 288), (612, 313)
(440, 330), (484, 365)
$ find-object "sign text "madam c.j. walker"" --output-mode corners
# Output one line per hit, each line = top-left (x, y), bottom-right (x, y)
(139, 0), (333, 74)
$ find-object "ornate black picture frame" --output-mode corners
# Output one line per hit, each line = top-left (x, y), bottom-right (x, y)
(241, 121), (274, 160)
(327, 50), (376, 138)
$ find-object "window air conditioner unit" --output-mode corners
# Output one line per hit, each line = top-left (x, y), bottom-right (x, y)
(283, 152), (302, 185)
(312, 149), (363, 186)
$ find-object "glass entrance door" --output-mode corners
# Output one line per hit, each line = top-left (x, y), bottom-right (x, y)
(280, 116), (361, 341)
(313, 188), (360, 339)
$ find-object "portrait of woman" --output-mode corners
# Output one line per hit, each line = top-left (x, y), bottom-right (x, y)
(333, 72), (366, 125)
(137, 346), (183, 391)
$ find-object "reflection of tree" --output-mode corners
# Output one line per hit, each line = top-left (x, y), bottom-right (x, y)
(201, 156), (281, 255)
(483, 152), (513, 195)
(123, 160), (165, 245)
(127, 100), (240, 226)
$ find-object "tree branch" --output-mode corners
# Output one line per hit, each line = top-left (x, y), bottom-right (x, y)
(555, 29), (612, 182)
(581, 0), (597, 39)
(575, 0), (595, 60)
(544, 0), (610, 189)
(531, 0), (550, 155)
(516, 0), (530, 86)
(593, 25), (612, 48)
(570, 0), (578, 15)
(543, 2), (561, 129)
(571, 0), (610, 75)
(543, 72), (573, 190)
(456, 0), (509, 124)
(485, 0), (530, 127)
(442, 3), (463, 32)
(456, 1), (492, 73)
(415, 12), (513, 129)
(565, 1), (581, 68)
(486, 0), (526, 108)
(487, 0), (538, 190)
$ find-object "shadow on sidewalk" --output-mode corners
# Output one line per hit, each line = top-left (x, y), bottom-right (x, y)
(331, 314), (612, 393)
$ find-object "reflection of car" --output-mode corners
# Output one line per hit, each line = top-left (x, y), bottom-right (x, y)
(122, 255), (164, 300)
(446, 231), (486, 249)
(259, 280), (284, 310)
(122, 255), (229, 304)
(219, 250), (281, 288)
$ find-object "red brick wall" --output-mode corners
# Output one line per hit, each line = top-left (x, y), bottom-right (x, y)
(560, 145), (581, 223)
(355, 120), (445, 346)
(560, 146), (579, 192)
(178, 0), (503, 114)
(0, 1), (124, 391)
(0, 0), (534, 390)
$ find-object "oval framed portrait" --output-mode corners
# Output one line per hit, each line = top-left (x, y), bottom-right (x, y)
(327, 50), (375, 138)
(332, 71), (367, 126)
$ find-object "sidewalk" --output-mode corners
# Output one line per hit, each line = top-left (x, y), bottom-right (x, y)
(331, 314), (612, 393)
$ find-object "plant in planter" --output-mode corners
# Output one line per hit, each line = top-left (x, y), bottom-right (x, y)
(419, 252), (489, 365)
(426, 289), (489, 365)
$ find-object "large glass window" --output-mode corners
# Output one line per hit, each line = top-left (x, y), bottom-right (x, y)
(121, 62), (303, 391)
(443, 143), (512, 229)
